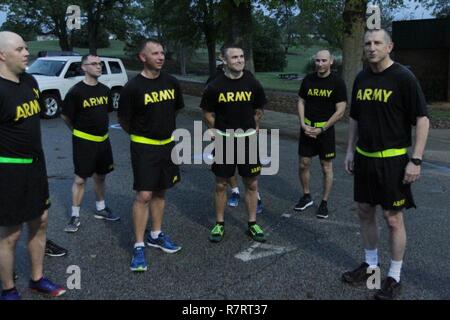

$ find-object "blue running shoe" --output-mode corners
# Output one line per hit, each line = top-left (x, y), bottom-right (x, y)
(146, 232), (181, 253)
(130, 246), (148, 272)
(1, 288), (21, 300)
(256, 199), (263, 214)
(227, 192), (240, 207)
(29, 277), (66, 297)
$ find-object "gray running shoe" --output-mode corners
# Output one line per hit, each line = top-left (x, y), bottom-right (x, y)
(94, 207), (120, 221)
(64, 216), (80, 233)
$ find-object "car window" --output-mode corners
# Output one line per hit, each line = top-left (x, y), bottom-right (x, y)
(65, 62), (83, 77)
(101, 61), (107, 74)
(108, 61), (122, 74)
(27, 60), (66, 77)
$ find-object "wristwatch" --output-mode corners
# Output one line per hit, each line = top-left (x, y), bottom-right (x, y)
(410, 158), (422, 166)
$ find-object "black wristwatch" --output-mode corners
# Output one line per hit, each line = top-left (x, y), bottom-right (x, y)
(410, 158), (422, 166)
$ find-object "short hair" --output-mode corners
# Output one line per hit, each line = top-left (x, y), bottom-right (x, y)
(81, 54), (97, 65)
(137, 38), (163, 55)
(365, 28), (392, 44)
(314, 49), (334, 61)
(220, 43), (244, 58)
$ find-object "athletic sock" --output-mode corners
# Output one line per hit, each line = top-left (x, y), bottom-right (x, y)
(96, 200), (105, 211)
(388, 260), (403, 282)
(150, 230), (161, 239)
(71, 206), (80, 217)
(365, 248), (379, 268)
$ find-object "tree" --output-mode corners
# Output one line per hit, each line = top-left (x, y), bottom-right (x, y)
(423, 0), (450, 18)
(252, 13), (287, 71)
(0, 18), (38, 41)
(268, 0), (299, 53)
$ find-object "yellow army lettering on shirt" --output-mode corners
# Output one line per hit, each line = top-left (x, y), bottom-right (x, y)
(307, 88), (333, 98)
(356, 88), (393, 103)
(218, 91), (252, 103)
(144, 89), (175, 105)
(33, 88), (40, 99)
(15, 99), (41, 121)
(82, 96), (109, 108)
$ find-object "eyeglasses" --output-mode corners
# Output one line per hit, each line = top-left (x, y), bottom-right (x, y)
(83, 62), (102, 66)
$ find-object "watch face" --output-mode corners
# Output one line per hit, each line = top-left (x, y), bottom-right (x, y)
(411, 158), (422, 165)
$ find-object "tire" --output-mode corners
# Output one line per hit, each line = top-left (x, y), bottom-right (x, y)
(111, 87), (121, 111)
(41, 92), (61, 119)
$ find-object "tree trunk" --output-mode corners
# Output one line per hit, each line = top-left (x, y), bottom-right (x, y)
(225, 0), (255, 73)
(206, 36), (217, 77)
(178, 44), (187, 76)
(342, 0), (367, 101)
(54, 16), (72, 51)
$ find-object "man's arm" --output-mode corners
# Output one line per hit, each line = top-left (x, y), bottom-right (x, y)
(308, 101), (347, 138)
(297, 97), (314, 137)
(60, 114), (73, 131)
(254, 108), (263, 131)
(344, 117), (358, 175)
(118, 117), (130, 134)
(403, 116), (429, 184)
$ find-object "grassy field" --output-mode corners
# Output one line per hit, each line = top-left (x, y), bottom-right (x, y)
(26, 40), (330, 92)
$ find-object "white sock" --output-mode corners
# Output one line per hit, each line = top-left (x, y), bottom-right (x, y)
(96, 200), (105, 211)
(134, 242), (145, 248)
(151, 231), (161, 239)
(231, 187), (239, 194)
(365, 248), (379, 268)
(388, 260), (403, 282)
(257, 192), (261, 200)
(71, 206), (80, 217)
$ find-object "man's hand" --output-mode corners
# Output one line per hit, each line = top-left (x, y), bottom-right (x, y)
(403, 161), (421, 184)
(344, 150), (355, 175)
(304, 126), (321, 139)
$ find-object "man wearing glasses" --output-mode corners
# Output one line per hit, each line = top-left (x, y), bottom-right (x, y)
(61, 54), (120, 234)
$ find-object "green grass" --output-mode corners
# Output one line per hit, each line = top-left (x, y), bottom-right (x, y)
(25, 40), (338, 92)
(430, 109), (450, 120)
(27, 40), (127, 58)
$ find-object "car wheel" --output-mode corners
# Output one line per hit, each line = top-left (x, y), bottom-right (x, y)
(41, 92), (61, 119)
(111, 88), (121, 111)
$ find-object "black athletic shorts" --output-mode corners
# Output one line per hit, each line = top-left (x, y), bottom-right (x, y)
(354, 152), (415, 211)
(73, 136), (114, 179)
(131, 141), (180, 192)
(298, 127), (336, 160)
(0, 153), (50, 226)
(212, 135), (261, 178)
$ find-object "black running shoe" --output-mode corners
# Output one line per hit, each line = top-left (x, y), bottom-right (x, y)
(342, 262), (376, 285)
(294, 194), (313, 211)
(316, 201), (329, 219)
(45, 240), (68, 257)
(374, 277), (402, 300)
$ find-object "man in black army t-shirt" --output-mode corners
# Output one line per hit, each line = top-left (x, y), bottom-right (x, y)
(61, 54), (120, 234)
(0, 31), (65, 300)
(118, 39), (184, 272)
(201, 44), (267, 243)
(342, 29), (429, 300)
(294, 49), (347, 219)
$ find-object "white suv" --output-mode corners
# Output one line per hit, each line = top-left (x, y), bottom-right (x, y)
(27, 56), (128, 119)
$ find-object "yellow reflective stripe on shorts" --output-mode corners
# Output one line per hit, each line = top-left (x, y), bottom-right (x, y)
(216, 129), (257, 138)
(73, 129), (109, 142)
(304, 118), (327, 128)
(356, 146), (407, 158)
(130, 135), (174, 145)
(0, 156), (33, 164)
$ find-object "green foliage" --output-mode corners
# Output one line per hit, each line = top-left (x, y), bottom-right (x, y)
(252, 14), (287, 72)
(0, 19), (38, 41)
(71, 25), (110, 49)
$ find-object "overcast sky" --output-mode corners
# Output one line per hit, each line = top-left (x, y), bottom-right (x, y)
(0, 2), (434, 29)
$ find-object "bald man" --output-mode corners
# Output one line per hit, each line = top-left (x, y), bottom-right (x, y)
(0, 31), (65, 300)
(294, 50), (347, 219)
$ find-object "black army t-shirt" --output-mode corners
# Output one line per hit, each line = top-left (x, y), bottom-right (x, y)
(118, 72), (184, 140)
(350, 62), (428, 152)
(0, 73), (43, 158)
(298, 72), (347, 122)
(200, 72), (267, 131)
(62, 81), (112, 136)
